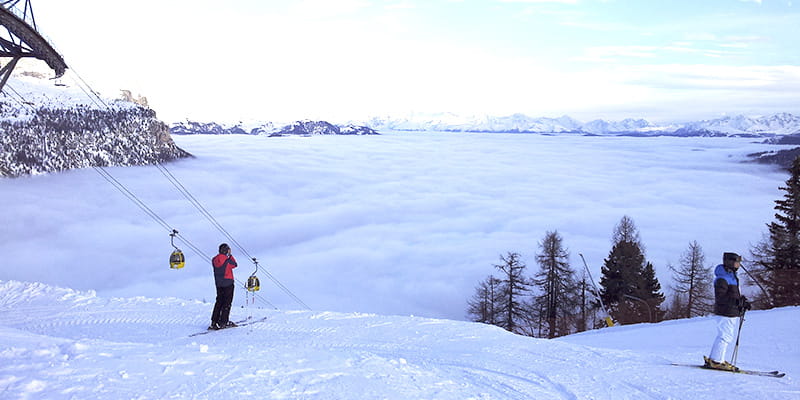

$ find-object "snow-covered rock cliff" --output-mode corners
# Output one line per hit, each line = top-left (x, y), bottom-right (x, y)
(0, 75), (191, 178)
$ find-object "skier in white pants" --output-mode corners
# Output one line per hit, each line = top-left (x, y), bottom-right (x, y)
(705, 252), (750, 371)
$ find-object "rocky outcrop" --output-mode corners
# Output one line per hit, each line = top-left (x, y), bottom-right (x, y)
(0, 103), (192, 177)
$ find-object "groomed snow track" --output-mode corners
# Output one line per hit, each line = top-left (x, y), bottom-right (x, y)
(2, 281), (798, 400)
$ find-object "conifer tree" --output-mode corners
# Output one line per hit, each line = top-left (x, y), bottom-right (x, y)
(747, 235), (777, 308)
(600, 240), (645, 324)
(612, 215), (643, 249)
(467, 276), (501, 324)
(640, 261), (665, 321)
(755, 156), (800, 306)
(599, 216), (664, 324)
(531, 230), (580, 338)
(670, 241), (713, 318)
(493, 252), (531, 334)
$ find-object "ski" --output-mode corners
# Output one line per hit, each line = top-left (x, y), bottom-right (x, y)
(671, 363), (785, 378)
(189, 316), (269, 337)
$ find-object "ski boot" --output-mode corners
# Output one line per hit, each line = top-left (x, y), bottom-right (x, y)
(703, 356), (739, 372)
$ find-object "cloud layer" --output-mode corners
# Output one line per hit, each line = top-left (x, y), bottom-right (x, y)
(0, 133), (787, 320)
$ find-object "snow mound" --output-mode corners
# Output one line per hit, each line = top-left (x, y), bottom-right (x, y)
(1, 280), (798, 399)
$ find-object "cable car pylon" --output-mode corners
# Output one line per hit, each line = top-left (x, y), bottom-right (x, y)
(0, 1), (68, 92)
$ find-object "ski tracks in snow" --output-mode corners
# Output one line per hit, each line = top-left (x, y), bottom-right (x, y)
(2, 282), (799, 399)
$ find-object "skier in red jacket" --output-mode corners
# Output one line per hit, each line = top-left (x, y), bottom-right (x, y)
(210, 243), (238, 330)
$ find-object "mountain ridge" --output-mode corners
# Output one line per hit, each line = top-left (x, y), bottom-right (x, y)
(170, 119), (379, 136)
(363, 112), (800, 136)
(171, 112), (800, 137)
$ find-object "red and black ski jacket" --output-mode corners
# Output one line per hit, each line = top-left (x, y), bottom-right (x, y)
(212, 253), (237, 287)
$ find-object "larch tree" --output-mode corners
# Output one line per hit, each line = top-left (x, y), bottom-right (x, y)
(467, 275), (501, 325)
(670, 241), (713, 318)
(493, 252), (531, 334)
(612, 215), (643, 249)
(531, 230), (580, 338)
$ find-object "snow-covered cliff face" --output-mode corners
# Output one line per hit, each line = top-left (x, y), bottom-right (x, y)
(0, 75), (191, 178)
(0, 103), (191, 177)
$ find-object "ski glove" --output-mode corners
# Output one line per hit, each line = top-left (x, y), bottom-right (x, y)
(738, 296), (752, 311)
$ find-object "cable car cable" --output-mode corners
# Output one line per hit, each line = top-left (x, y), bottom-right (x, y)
(155, 162), (311, 310)
(0, 12), (287, 311)
(92, 149), (280, 309)
(46, 65), (306, 310)
(155, 162), (250, 258)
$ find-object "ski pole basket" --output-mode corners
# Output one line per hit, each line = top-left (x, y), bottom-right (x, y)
(169, 230), (185, 269)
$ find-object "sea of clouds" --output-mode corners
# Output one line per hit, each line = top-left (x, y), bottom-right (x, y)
(0, 132), (788, 320)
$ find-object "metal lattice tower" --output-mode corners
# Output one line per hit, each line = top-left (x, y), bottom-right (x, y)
(0, 0), (67, 92)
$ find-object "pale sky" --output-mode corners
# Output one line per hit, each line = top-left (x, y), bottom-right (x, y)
(24, 0), (800, 123)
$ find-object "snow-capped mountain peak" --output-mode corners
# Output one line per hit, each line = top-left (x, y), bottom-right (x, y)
(675, 113), (800, 136)
(362, 112), (800, 136)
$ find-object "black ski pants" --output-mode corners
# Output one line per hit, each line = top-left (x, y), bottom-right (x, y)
(211, 284), (235, 325)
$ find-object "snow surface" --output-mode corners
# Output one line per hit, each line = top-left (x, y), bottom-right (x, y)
(1, 280), (798, 399)
(0, 132), (789, 320)
(2, 68), (135, 116)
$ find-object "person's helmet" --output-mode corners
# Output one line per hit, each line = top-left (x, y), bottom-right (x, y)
(219, 243), (230, 254)
(723, 252), (741, 269)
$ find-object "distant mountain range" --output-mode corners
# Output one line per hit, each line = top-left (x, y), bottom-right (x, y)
(171, 120), (378, 136)
(362, 112), (800, 137)
(171, 112), (800, 138)
(168, 113), (800, 169)
(3, 62), (800, 177)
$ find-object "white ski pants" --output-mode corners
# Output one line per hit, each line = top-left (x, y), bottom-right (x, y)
(709, 315), (739, 363)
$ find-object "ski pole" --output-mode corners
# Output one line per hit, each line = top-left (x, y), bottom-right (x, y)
(739, 262), (775, 308)
(731, 308), (746, 367)
(579, 254), (615, 327)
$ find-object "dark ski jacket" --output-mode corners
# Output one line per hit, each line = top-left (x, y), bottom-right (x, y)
(212, 253), (237, 288)
(713, 264), (742, 317)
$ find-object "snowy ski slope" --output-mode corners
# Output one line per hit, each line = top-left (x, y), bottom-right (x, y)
(1, 280), (798, 399)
